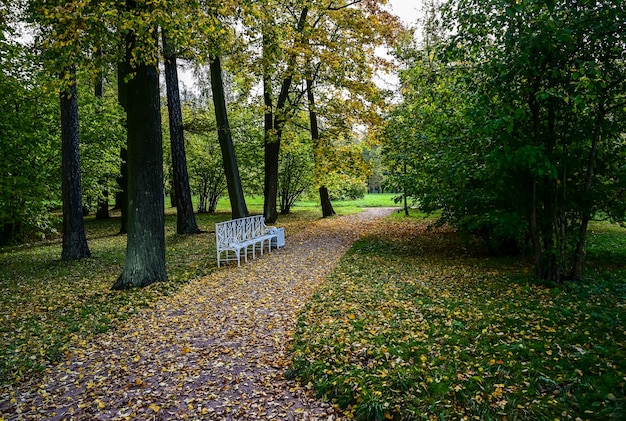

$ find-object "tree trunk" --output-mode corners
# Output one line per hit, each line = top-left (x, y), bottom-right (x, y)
(403, 194), (409, 216)
(116, 61), (128, 234)
(571, 112), (602, 280)
(60, 69), (91, 261)
(263, 7), (309, 224)
(95, 191), (109, 219)
(94, 72), (110, 220)
(319, 186), (335, 217)
(306, 77), (335, 218)
(210, 55), (249, 219)
(529, 180), (542, 278)
(262, 32), (277, 224)
(169, 186), (177, 208)
(163, 32), (200, 234)
(113, 30), (167, 290)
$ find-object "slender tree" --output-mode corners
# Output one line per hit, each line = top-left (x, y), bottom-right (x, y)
(306, 77), (335, 217)
(27, 0), (94, 260)
(255, 0), (400, 222)
(115, 62), (129, 234)
(59, 69), (91, 261)
(210, 55), (249, 219)
(162, 32), (201, 234)
(262, 6), (309, 223)
(94, 52), (110, 221)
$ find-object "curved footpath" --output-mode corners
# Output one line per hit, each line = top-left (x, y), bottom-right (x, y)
(2, 208), (396, 421)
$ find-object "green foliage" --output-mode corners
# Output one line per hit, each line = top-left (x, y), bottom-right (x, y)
(384, 0), (626, 279)
(290, 216), (626, 420)
(182, 107), (227, 214)
(316, 135), (373, 200)
(0, 38), (61, 245)
(279, 126), (315, 214)
(78, 76), (125, 210)
(178, 96), (265, 213)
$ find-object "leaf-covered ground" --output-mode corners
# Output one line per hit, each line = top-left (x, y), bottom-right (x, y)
(290, 216), (626, 420)
(0, 211), (229, 388)
(0, 208), (395, 420)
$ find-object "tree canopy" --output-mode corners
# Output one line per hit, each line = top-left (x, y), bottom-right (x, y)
(384, 0), (626, 281)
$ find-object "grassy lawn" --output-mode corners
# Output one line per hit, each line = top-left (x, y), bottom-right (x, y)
(289, 214), (626, 420)
(0, 194), (395, 387)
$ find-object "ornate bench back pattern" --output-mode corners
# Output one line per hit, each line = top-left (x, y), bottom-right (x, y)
(215, 215), (281, 267)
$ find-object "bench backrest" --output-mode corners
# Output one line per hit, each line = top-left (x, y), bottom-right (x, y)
(216, 215), (268, 247)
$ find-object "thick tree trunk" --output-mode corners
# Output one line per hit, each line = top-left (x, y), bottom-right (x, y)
(209, 55), (249, 219)
(163, 33), (200, 234)
(116, 61), (128, 233)
(60, 70), (91, 261)
(113, 31), (167, 290)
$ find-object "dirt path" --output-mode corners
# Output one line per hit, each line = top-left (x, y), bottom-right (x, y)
(3, 208), (396, 421)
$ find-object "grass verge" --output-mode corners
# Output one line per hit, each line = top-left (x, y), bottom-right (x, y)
(289, 215), (626, 420)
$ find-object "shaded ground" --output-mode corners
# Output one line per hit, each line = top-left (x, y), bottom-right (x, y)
(1, 208), (396, 421)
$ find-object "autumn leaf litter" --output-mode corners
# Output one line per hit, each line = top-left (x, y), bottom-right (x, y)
(1, 208), (396, 421)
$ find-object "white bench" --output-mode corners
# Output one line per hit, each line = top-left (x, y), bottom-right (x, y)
(215, 215), (282, 267)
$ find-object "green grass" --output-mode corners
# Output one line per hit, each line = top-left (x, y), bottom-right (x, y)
(0, 194), (392, 387)
(289, 217), (626, 420)
(291, 192), (398, 215)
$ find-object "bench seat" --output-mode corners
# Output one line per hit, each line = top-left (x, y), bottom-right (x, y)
(216, 215), (283, 267)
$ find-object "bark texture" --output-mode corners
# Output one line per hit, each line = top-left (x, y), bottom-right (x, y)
(319, 186), (336, 218)
(113, 35), (167, 289)
(60, 71), (91, 261)
(163, 33), (200, 234)
(210, 55), (249, 219)
(116, 61), (129, 234)
(94, 74), (110, 220)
